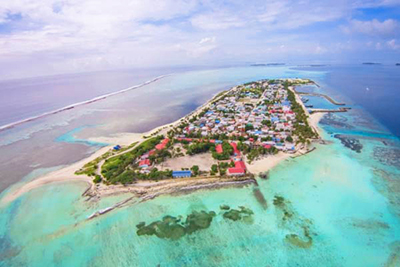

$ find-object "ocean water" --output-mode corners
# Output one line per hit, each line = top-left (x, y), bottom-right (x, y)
(1, 65), (400, 266)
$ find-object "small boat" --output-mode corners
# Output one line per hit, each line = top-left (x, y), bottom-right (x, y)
(301, 97), (309, 103)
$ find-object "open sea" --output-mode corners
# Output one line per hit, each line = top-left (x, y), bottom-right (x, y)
(0, 64), (400, 266)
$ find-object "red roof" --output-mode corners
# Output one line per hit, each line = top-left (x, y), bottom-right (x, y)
(177, 138), (192, 142)
(155, 139), (169, 150)
(235, 161), (246, 170)
(263, 144), (272, 149)
(249, 138), (254, 142)
(216, 144), (223, 154)
(228, 168), (246, 174)
(209, 140), (216, 143)
(149, 149), (156, 156)
(155, 143), (165, 150)
(161, 138), (169, 144)
(139, 159), (150, 166)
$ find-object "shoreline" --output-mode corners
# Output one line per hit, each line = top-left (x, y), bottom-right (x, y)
(0, 81), (327, 206)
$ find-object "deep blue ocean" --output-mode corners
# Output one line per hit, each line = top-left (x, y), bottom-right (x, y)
(298, 64), (400, 137)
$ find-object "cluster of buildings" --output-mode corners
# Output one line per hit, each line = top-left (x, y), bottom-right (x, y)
(177, 80), (297, 153)
(132, 79), (304, 178)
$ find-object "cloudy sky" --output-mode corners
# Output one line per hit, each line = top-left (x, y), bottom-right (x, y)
(0, 0), (399, 79)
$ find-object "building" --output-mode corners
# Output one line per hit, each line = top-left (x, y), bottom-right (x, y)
(113, 145), (121, 151)
(216, 144), (223, 154)
(156, 138), (169, 150)
(228, 161), (246, 176)
(139, 159), (150, 168)
(172, 170), (192, 178)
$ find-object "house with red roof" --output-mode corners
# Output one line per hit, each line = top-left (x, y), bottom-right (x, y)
(155, 138), (169, 150)
(216, 144), (223, 154)
(228, 160), (246, 176)
(139, 159), (151, 168)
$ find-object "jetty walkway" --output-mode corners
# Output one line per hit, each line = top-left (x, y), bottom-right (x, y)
(295, 90), (346, 106)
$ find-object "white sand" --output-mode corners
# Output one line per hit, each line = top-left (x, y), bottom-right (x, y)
(246, 152), (292, 174)
(88, 133), (144, 146)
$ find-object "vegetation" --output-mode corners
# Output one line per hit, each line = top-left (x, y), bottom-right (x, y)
(101, 136), (163, 184)
(285, 81), (318, 142)
(93, 175), (102, 184)
(190, 165), (199, 176)
(211, 141), (233, 160)
(75, 151), (113, 177)
(247, 146), (278, 163)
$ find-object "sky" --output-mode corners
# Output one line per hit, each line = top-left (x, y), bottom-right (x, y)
(0, 0), (400, 80)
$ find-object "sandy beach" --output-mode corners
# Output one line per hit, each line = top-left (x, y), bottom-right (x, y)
(1, 84), (326, 205)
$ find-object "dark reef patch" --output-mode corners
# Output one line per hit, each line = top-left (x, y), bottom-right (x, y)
(320, 113), (353, 130)
(285, 226), (313, 248)
(334, 134), (363, 153)
(384, 241), (400, 266)
(222, 206), (254, 224)
(373, 147), (400, 168)
(137, 206), (254, 240)
(220, 205), (230, 210)
(372, 169), (400, 218)
(136, 211), (216, 240)
(273, 195), (316, 249)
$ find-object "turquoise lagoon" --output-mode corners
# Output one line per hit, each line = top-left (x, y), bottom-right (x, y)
(1, 65), (400, 266)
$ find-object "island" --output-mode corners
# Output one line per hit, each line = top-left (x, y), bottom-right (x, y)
(2, 78), (346, 217)
(362, 62), (382, 65)
(251, 63), (285, 66)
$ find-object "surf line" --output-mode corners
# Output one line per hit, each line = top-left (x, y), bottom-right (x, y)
(0, 74), (170, 133)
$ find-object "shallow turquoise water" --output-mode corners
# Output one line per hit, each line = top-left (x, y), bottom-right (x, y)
(1, 66), (400, 266)
(1, 138), (399, 266)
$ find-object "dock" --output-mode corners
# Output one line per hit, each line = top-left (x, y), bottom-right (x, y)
(295, 91), (346, 106)
(310, 107), (351, 113)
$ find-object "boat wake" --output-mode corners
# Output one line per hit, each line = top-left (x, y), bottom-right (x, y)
(0, 74), (170, 133)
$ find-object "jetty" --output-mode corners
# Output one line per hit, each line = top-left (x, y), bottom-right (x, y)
(310, 107), (351, 113)
(296, 91), (346, 106)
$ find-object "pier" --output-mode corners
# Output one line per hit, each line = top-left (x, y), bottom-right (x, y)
(310, 107), (351, 113)
(295, 90), (346, 106)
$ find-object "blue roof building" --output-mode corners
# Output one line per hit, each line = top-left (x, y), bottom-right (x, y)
(113, 145), (121, 151)
(172, 170), (192, 178)
(271, 117), (279, 122)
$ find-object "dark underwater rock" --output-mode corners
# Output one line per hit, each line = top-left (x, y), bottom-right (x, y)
(220, 205), (230, 210)
(334, 134), (363, 153)
(374, 147), (400, 168)
(223, 206), (254, 222)
(320, 113), (353, 129)
(136, 210), (216, 240)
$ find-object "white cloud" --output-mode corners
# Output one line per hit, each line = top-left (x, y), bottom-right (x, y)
(0, 0), (399, 79)
(387, 39), (400, 49)
(344, 19), (400, 36)
(199, 36), (216, 44)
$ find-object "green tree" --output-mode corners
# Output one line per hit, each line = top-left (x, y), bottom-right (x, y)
(191, 165), (199, 176)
